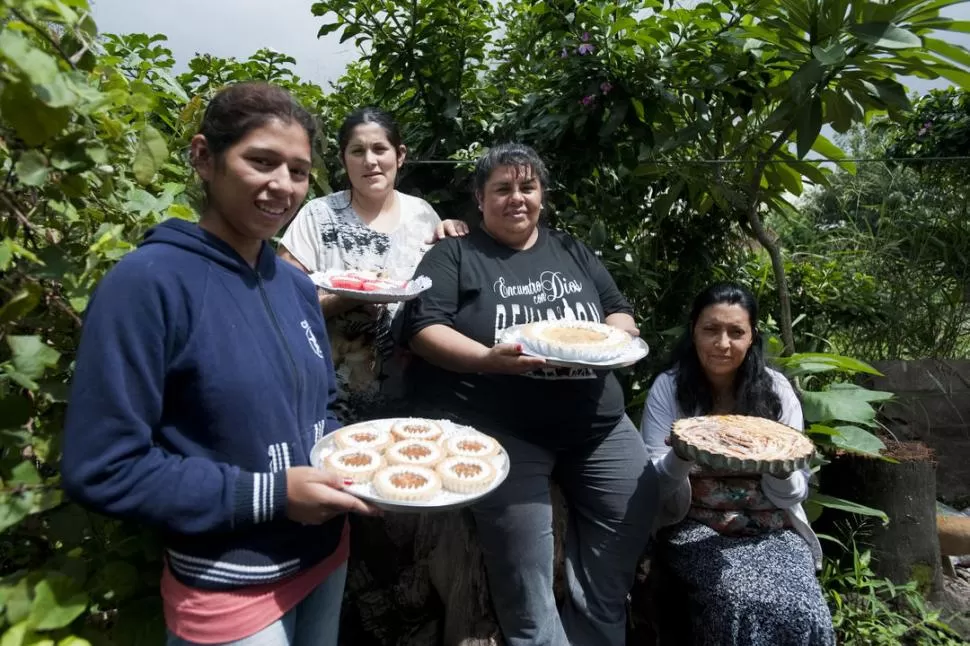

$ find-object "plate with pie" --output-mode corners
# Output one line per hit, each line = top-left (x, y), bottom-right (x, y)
(309, 270), (432, 303)
(310, 418), (509, 512)
(670, 415), (815, 475)
(499, 320), (649, 369)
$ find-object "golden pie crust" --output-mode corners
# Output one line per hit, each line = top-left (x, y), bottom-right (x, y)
(670, 415), (814, 475)
(519, 320), (631, 362)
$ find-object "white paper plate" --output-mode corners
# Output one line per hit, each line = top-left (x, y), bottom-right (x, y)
(310, 418), (509, 513)
(498, 325), (649, 370)
(308, 271), (432, 304)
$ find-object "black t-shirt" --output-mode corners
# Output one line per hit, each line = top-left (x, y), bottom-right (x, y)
(398, 226), (633, 446)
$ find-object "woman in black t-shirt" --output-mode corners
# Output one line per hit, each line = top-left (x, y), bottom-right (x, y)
(398, 143), (657, 646)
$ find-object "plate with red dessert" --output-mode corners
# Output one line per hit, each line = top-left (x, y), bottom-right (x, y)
(309, 270), (432, 303)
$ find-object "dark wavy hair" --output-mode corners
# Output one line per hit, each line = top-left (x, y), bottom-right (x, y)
(669, 282), (782, 421)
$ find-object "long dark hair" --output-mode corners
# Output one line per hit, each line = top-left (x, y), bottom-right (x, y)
(670, 282), (782, 420)
(335, 107), (404, 210)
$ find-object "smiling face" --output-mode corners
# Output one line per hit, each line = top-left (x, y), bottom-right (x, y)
(193, 118), (311, 255)
(342, 122), (405, 200)
(692, 303), (754, 380)
(477, 164), (543, 249)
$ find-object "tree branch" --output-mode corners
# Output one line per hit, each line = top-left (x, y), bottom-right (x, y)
(11, 9), (78, 71)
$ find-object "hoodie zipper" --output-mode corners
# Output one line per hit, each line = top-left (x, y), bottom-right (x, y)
(256, 272), (303, 435)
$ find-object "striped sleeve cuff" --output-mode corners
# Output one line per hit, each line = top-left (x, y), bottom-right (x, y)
(233, 471), (288, 528)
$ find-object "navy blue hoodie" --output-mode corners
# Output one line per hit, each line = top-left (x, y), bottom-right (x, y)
(61, 219), (344, 590)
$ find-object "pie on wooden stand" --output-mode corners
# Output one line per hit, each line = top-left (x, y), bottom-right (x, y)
(670, 415), (815, 475)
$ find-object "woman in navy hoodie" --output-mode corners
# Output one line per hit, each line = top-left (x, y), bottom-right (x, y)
(61, 82), (379, 645)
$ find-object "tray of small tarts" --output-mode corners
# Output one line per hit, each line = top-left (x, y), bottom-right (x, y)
(310, 418), (508, 512)
(669, 414), (815, 475)
(499, 319), (649, 370)
(308, 269), (432, 303)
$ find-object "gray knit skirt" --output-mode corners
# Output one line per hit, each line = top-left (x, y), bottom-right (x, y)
(657, 520), (836, 646)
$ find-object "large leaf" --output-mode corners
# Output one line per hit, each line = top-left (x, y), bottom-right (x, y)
(14, 151), (50, 187)
(810, 135), (856, 174)
(850, 22), (922, 49)
(809, 492), (889, 524)
(781, 352), (881, 377)
(788, 59), (824, 100)
(132, 125), (168, 186)
(27, 575), (88, 630)
(812, 41), (847, 66)
(800, 383), (893, 426)
(830, 425), (887, 457)
(796, 96), (823, 159)
(0, 83), (71, 147)
(0, 285), (41, 324)
(6, 337), (60, 380)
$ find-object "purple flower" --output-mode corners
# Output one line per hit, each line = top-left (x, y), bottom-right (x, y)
(580, 95), (596, 107)
(600, 81), (613, 94)
(581, 32), (590, 42)
(561, 47), (569, 58)
(577, 43), (595, 55)
(917, 120), (933, 137)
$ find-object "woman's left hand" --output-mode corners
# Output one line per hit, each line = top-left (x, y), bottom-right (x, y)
(605, 313), (640, 338)
(428, 219), (470, 243)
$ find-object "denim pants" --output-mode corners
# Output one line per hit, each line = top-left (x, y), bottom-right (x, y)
(471, 416), (657, 646)
(166, 562), (347, 646)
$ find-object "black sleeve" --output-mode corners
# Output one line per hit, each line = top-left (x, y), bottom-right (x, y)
(396, 237), (462, 344)
(566, 234), (633, 316)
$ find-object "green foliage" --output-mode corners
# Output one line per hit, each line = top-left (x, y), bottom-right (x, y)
(821, 536), (967, 645)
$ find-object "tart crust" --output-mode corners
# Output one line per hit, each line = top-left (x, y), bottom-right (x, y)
(670, 415), (814, 475)
(373, 465), (442, 502)
(385, 439), (445, 468)
(436, 457), (497, 494)
(334, 425), (392, 452)
(519, 320), (631, 362)
(323, 448), (384, 483)
(390, 418), (444, 442)
(442, 433), (500, 459)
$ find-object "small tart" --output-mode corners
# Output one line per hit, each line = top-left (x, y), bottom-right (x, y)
(443, 433), (500, 459)
(436, 457), (497, 494)
(385, 439), (445, 467)
(520, 320), (631, 362)
(390, 418), (443, 443)
(373, 465), (441, 502)
(323, 448), (384, 483)
(334, 425), (391, 452)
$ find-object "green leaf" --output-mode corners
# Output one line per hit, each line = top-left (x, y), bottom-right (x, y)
(800, 383), (892, 426)
(0, 285), (41, 324)
(164, 204), (197, 221)
(132, 125), (168, 186)
(6, 337), (61, 380)
(812, 41), (847, 65)
(0, 241), (12, 272)
(56, 638), (91, 646)
(630, 97), (646, 122)
(830, 425), (886, 456)
(27, 576), (88, 631)
(317, 22), (342, 37)
(14, 151), (50, 187)
(788, 59), (824, 100)
(781, 352), (881, 377)
(1, 622), (28, 646)
(809, 492), (889, 523)
(0, 32), (59, 87)
(0, 83), (71, 147)
(923, 37), (970, 67)
(810, 135), (856, 173)
(850, 22), (922, 49)
(796, 96), (823, 159)
(10, 462), (41, 486)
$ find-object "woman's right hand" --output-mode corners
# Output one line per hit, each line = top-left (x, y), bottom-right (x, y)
(479, 343), (547, 374)
(285, 467), (382, 524)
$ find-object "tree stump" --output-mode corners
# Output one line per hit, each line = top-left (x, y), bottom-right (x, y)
(339, 483), (570, 645)
(817, 440), (943, 597)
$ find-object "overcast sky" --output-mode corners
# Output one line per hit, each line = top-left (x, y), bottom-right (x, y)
(91, 0), (970, 93)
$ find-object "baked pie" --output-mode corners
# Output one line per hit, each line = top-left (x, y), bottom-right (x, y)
(670, 415), (815, 475)
(518, 320), (632, 361)
(436, 457), (497, 494)
(373, 465), (442, 502)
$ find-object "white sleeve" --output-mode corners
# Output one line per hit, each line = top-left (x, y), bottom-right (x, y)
(761, 369), (810, 507)
(279, 199), (327, 272)
(640, 373), (693, 503)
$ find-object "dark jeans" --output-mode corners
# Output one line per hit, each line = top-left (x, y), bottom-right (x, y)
(471, 415), (657, 646)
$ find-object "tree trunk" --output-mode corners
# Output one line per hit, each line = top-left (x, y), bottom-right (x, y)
(817, 441), (943, 598)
